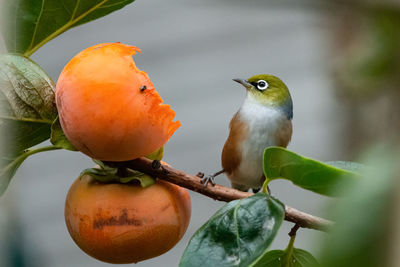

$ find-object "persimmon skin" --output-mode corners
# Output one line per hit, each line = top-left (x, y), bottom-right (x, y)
(56, 43), (180, 161)
(65, 175), (191, 264)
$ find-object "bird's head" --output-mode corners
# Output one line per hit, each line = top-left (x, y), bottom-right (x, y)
(233, 74), (293, 119)
(233, 74), (291, 106)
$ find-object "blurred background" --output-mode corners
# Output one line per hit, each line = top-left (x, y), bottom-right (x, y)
(1, 0), (399, 266)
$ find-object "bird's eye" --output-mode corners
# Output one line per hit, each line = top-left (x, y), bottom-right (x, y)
(256, 80), (268, 90)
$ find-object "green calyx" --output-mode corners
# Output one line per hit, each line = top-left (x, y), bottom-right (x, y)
(79, 147), (164, 187)
(146, 146), (164, 161)
(81, 159), (155, 188)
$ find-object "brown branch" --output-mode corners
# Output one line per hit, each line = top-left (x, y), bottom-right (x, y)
(108, 157), (333, 232)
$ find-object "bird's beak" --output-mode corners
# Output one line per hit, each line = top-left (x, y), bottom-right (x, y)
(233, 78), (252, 89)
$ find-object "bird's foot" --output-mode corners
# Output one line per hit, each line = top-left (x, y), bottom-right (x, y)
(200, 174), (216, 187)
(199, 170), (224, 187)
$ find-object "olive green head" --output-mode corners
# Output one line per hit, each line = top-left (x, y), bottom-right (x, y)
(233, 74), (293, 119)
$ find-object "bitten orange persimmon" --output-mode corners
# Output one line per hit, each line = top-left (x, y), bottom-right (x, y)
(56, 43), (180, 161)
(65, 174), (191, 264)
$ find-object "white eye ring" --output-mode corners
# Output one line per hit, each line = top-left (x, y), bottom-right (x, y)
(256, 80), (268, 90)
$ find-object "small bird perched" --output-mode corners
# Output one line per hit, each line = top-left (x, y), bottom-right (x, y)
(202, 74), (293, 192)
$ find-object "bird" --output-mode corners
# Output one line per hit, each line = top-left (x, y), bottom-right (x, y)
(202, 74), (293, 192)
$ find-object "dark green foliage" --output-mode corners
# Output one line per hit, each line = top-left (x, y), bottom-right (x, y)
(180, 193), (285, 267)
(1, 0), (136, 56)
(0, 54), (58, 195)
(0, 0), (137, 196)
(251, 248), (319, 267)
(318, 147), (398, 267)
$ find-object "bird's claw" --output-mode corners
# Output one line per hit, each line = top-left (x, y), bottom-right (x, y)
(200, 175), (216, 187)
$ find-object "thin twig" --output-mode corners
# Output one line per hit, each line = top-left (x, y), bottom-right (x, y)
(107, 157), (333, 232)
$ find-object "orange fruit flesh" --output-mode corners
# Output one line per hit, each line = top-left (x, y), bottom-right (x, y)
(65, 175), (191, 264)
(56, 43), (180, 161)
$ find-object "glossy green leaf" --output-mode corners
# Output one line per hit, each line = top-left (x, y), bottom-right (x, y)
(0, 54), (58, 195)
(50, 116), (77, 151)
(251, 227), (319, 267)
(180, 193), (285, 267)
(263, 147), (363, 196)
(251, 248), (319, 267)
(1, 0), (135, 56)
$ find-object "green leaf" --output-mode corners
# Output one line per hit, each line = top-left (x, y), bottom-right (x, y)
(0, 151), (31, 195)
(179, 193), (285, 267)
(0, 145), (61, 195)
(0, 54), (58, 195)
(325, 161), (365, 173)
(0, 54), (57, 153)
(1, 0), (136, 56)
(251, 232), (319, 267)
(50, 116), (77, 151)
(251, 228), (319, 267)
(251, 248), (319, 267)
(263, 147), (362, 196)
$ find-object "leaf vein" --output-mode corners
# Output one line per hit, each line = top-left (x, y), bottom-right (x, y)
(25, 0), (109, 56)
(60, 0), (72, 16)
(0, 65), (41, 119)
(0, 115), (52, 124)
(233, 199), (242, 264)
(71, 0), (81, 20)
(10, 61), (49, 112)
(98, 0), (130, 9)
(27, 0), (46, 52)
(1, 62), (44, 118)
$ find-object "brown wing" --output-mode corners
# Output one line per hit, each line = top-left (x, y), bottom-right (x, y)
(221, 112), (249, 175)
(275, 119), (293, 148)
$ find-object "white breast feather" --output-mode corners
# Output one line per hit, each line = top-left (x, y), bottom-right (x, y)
(230, 97), (287, 189)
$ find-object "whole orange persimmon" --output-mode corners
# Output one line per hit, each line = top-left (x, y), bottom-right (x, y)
(65, 174), (191, 264)
(56, 43), (180, 161)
